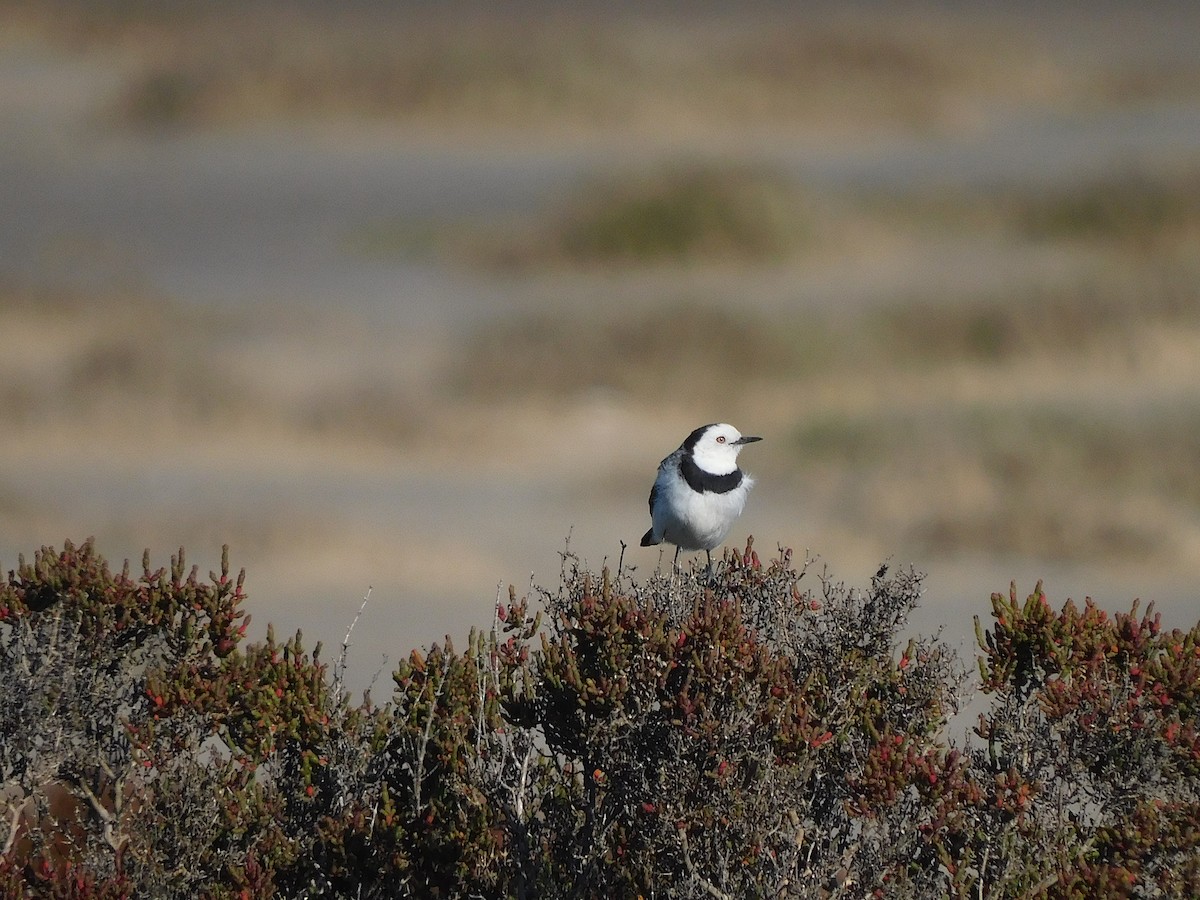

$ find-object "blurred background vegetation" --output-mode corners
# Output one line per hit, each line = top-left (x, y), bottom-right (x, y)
(2, 0), (1199, 692)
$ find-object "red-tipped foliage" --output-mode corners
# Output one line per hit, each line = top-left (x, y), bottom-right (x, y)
(5, 542), (1200, 897)
(974, 581), (1200, 896)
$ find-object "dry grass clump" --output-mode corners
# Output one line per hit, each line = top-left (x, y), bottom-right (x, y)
(874, 266), (1200, 364)
(975, 405), (1200, 506)
(793, 400), (1200, 562)
(451, 303), (827, 403)
(361, 163), (820, 271)
(879, 165), (1200, 262)
(108, 16), (1011, 133)
(917, 405), (1200, 560)
(111, 13), (636, 130)
(0, 282), (238, 426)
(784, 257), (1200, 563)
(0, 281), (426, 447)
(6, 1), (1093, 137)
(475, 165), (812, 270)
(1005, 165), (1200, 251)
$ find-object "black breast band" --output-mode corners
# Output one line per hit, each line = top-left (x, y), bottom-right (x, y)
(680, 456), (742, 494)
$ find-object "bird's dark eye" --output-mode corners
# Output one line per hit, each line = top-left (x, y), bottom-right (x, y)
(716, 436), (726, 443)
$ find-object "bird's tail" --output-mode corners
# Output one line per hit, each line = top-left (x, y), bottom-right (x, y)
(640, 528), (659, 547)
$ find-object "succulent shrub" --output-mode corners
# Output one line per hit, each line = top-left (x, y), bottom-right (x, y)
(3, 539), (1199, 898)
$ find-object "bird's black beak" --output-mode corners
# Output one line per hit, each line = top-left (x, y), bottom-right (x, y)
(735, 435), (763, 445)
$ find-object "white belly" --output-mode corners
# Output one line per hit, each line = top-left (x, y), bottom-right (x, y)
(654, 476), (752, 551)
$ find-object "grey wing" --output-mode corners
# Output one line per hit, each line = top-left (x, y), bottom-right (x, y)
(648, 449), (680, 513)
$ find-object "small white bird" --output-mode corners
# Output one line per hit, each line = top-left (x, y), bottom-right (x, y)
(640, 423), (762, 574)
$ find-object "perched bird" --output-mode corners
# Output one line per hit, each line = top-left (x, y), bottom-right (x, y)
(640, 423), (762, 574)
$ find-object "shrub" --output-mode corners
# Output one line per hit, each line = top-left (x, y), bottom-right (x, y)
(972, 582), (1200, 896)
(2, 539), (1199, 897)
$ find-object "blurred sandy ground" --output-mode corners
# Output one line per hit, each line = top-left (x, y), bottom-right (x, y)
(2, 1), (1200, 696)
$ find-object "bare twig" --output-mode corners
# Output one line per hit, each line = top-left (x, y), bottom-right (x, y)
(2, 795), (25, 857)
(76, 777), (124, 855)
(334, 586), (373, 704)
(678, 826), (733, 900)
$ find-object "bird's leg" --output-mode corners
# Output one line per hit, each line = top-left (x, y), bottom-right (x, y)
(672, 545), (682, 574)
(704, 550), (714, 582)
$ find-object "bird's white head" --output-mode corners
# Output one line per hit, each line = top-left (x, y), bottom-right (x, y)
(685, 423), (762, 475)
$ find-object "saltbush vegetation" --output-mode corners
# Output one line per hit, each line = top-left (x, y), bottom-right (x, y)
(2, 538), (1198, 897)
